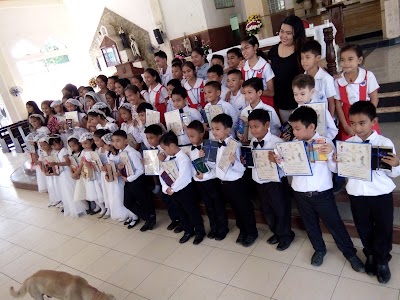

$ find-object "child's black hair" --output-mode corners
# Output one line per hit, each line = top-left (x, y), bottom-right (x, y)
(87, 110), (106, 119)
(192, 47), (208, 63)
(211, 54), (224, 65)
(68, 137), (83, 154)
(144, 124), (163, 136)
(48, 136), (62, 146)
(211, 113), (233, 129)
(145, 68), (162, 84)
(159, 131), (179, 146)
(83, 86), (95, 92)
(242, 77), (263, 92)
(248, 109), (271, 124)
(154, 50), (168, 59)
(227, 69), (243, 79)
(26, 101), (43, 116)
(132, 74), (148, 91)
(112, 129), (128, 139)
(171, 86), (188, 99)
(182, 61), (196, 72)
(241, 35), (267, 60)
(115, 78), (129, 89)
(167, 79), (182, 89)
(292, 74), (315, 90)
(204, 81), (221, 91)
(187, 120), (205, 134)
(207, 64), (224, 76)
(349, 101), (377, 120)
(227, 47), (243, 58)
(288, 106), (317, 129)
(136, 102), (154, 114)
(105, 90), (117, 100)
(108, 75), (119, 82)
(340, 44), (363, 59)
(172, 62), (183, 69)
(301, 40), (322, 56)
(93, 129), (110, 138)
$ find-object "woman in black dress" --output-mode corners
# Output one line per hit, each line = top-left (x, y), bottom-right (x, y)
(267, 15), (306, 122)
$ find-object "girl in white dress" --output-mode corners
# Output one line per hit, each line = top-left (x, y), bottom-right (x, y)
(78, 133), (105, 216)
(101, 133), (132, 222)
(30, 133), (47, 194)
(92, 102), (117, 124)
(29, 114), (50, 135)
(49, 136), (87, 217)
(65, 98), (88, 138)
(87, 109), (119, 133)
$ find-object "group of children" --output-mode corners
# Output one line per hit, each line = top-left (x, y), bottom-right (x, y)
(24, 35), (400, 285)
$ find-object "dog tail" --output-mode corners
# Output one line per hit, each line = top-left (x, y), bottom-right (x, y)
(9, 280), (28, 298)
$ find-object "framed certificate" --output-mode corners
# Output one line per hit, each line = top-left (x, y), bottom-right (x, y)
(372, 146), (393, 171)
(44, 155), (60, 176)
(241, 146), (254, 168)
(203, 140), (219, 163)
(206, 104), (223, 124)
(337, 141), (372, 181)
(253, 149), (280, 182)
(307, 138), (328, 162)
(276, 141), (312, 176)
(161, 159), (179, 184)
(236, 117), (249, 141)
(65, 111), (79, 129)
(90, 151), (103, 172)
(119, 151), (134, 177)
(192, 157), (210, 174)
(105, 162), (117, 182)
(145, 109), (160, 126)
(218, 138), (239, 173)
(165, 110), (184, 136)
(143, 149), (160, 175)
(303, 103), (326, 137)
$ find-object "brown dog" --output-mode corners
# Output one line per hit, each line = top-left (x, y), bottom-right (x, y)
(10, 270), (116, 300)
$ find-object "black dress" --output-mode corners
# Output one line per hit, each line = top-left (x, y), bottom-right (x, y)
(267, 44), (303, 110)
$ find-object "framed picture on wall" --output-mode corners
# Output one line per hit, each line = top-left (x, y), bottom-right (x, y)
(214, 0), (235, 9)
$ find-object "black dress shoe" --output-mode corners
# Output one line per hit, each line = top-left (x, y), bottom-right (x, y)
(377, 264), (391, 284)
(365, 255), (376, 275)
(348, 255), (365, 273)
(127, 219), (140, 229)
(124, 218), (132, 225)
(179, 232), (194, 244)
(242, 234), (258, 247)
(140, 219), (156, 232)
(267, 234), (279, 245)
(215, 232), (227, 241)
(276, 240), (292, 251)
(167, 220), (179, 231)
(174, 224), (184, 233)
(311, 250), (327, 266)
(207, 231), (216, 239)
(193, 234), (205, 245)
(236, 232), (246, 244)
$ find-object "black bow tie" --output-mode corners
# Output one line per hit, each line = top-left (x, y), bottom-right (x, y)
(179, 108), (184, 114)
(191, 145), (201, 151)
(363, 140), (370, 144)
(218, 141), (227, 148)
(151, 147), (158, 150)
(253, 140), (264, 149)
(169, 156), (176, 160)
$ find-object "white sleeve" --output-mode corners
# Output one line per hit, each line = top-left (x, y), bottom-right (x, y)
(263, 63), (275, 84)
(325, 110), (338, 140)
(126, 150), (144, 182)
(108, 123), (119, 133)
(142, 91), (150, 103)
(324, 75), (337, 99)
(334, 79), (341, 101)
(191, 109), (203, 122)
(225, 104), (239, 131)
(171, 158), (191, 193)
(159, 87), (169, 103)
(367, 71), (380, 94)
(158, 165), (169, 194)
(327, 139), (337, 173)
(270, 109), (282, 136)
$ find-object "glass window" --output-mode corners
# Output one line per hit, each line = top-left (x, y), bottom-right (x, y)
(269, 0), (286, 14)
(214, 0), (235, 9)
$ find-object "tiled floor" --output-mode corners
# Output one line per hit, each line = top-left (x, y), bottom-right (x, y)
(0, 153), (400, 299)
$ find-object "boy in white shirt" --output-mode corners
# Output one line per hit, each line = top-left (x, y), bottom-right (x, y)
(292, 74), (338, 141)
(211, 113), (258, 247)
(207, 65), (230, 100)
(301, 40), (336, 116)
(346, 101), (400, 283)
(248, 109), (294, 251)
(154, 50), (173, 86)
(159, 131), (206, 245)
(211, 54), (228, 87)
(241, 78), (281, 137)
(227, 69), (247, 113)
(279, 106), (364, 271)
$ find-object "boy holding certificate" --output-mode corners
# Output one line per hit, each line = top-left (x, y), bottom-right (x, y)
(345, 101), (400, 283)
(112, 130), (156, 232)
(211, 113), (258, 247)
(186, 120), (229, 241)
(248, 109), (294, 251)
(159, 131), (206, 245)
(282, 106), (365, 271)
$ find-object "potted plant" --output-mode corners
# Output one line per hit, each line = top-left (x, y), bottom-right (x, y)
(245, 14), (263, 38)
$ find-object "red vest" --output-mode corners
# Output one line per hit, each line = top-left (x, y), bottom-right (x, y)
(154, 85), (167, 124)
(186, 81), (205, 109)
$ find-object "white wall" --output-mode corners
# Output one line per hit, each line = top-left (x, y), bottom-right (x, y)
(202, 0), (245, 29)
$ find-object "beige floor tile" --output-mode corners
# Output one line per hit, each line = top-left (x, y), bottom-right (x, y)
(84, 250), (132, 280)
(331, 277), (399, 300)
(0, 277), (32, 300)
(148, 213), (181, 239)
(31, 229), (71, 257)
(97, 282), (130, 299)
(64, 243), (109, 271)
(193, 248), (247, 284)
(136, 235), (179, 263)
(214, 227), (266, 255)
(134, 265), (190, 300)
(36, 237), (90, 263)
(55, 265), (103, 288)
(112, 230), (157, 255)
(164, 242), (213, 272)
(0, 240), (28, 268)
(124, 293), (148, 300)
(170, 274), (226, 300)
(273, 266), (338, 300)
(251, 236), (305, 264)
(76, 221), (115, 242)
(45, 216), (97, 236)
(106, 257), (159, 291)
(218, 286), (270, 300)
(292, 240), (346, 275)
(6, 225), (49, 249)
(0, 218), (27, 239)
(93, 225), (132, 248)
(230, 256), (288, 297)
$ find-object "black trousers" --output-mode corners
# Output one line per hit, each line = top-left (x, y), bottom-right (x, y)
(171, 183), (205, 235)
(349, 193), (393, 264)
(195, 179), (228, 235)
(295, 189), (356, 259)
(124, 175), (155, 221)
(221, 178), (258, 236)
(162, 194), (180, 222)
(256, 177), (293, 242)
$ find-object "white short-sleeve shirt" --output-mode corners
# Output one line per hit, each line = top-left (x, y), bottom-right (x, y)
(308, 68), (336, 104)
(149, 83), (168, 107)
(242, 57), (275, 90)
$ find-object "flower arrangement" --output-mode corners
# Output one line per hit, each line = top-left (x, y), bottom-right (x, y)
(88, 77), (97, 88)
(246, 14), (263, 35)
(201, 39), (211, 54)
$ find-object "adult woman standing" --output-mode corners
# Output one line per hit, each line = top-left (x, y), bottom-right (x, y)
(267, 15), (306, 122)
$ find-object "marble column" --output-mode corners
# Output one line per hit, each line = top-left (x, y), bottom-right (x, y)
(381, 0), (400, 38)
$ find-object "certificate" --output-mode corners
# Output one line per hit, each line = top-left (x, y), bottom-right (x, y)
(307, 138), (328, 162)
(69, 155), (79, 172)
(90, 151), (103, 172)
(65, 111), (79, 129)
(44, 155), (60, 175)
(161, 159), (179, 182)
(276, 141), (312, 176)
(143, 149), (160, 175)
(236, 117), (249, 141)
(165, 110), (184, 136)
(145, 109), (160, 126)
(206, 105), (223, 124)
(218, 138), (239, 173)
(119, 151), (134, 177)
(253, 149), (280, 182)
(241, 146), (254, 168)
(372, 146), (393, 171)
(203, 140), (219, 163)
(105, 161), (117, 182)
(304, 103), (326, 137)
(337, 141), (372, 181)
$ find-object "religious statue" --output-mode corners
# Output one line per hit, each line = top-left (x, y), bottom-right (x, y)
(118, 26), (130, 49)
(182, 36), (192, 55)
(129, 34), (142, 60)
(194, 36), (201, 48)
